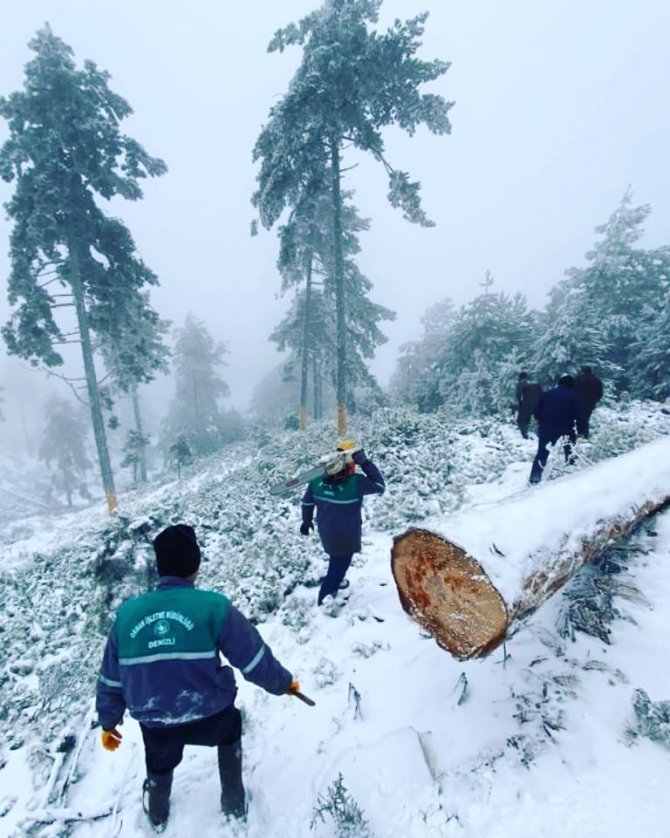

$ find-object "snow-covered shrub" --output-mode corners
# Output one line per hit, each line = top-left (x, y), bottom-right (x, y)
(626, 688), (670, 749)
(586, 401), (670, 461)
(1, 398), (668, 771)
(310, 772), (372, 837)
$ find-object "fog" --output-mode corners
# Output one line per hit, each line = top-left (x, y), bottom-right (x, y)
(1, 0), (669, 450)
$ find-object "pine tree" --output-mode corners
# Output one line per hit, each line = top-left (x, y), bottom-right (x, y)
(120, 427), (151, 486)
(168, 435), (192, 479)
(163, 314), (230, 455)
(96, 291), (171, 393)
(393, 281), (534, 416)
(270, 285), (334, 422)
(391, 298), (456, 411)
(0, 26), (166, 513)
(38, 395), (91, 506)
(273, 191), (334, 428)
(253, 0), (452, 433)
(530, 279), (608, 383)
(97, 291), (171, 484)
(537, 191), (668, 394)
(272, 192), (394, 425)
(628, 266), (670, 399)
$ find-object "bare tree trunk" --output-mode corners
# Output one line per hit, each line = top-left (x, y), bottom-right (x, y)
(312, 353), (322, 420)
(191, 374), (201, 443)
(392, 438), (670, 660)
(299, 250), (314, 430)
(18, 400), (34, 455)
(69, 243), (117, 515)
(330, 137), (347, 436)
(131, 387), (148, 482)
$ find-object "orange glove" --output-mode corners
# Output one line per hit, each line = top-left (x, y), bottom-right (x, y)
(287, 679), (301, 695)
(101, 727), (123, 752)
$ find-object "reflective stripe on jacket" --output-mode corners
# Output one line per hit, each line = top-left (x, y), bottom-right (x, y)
(96, 577), (292, 729)
(301, 458), (385, 556)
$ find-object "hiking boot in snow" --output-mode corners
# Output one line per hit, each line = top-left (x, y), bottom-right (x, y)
(219, 739), (247, 820)
(142, 772), (173, 831)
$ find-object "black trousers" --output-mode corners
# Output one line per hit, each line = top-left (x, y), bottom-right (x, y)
(318, 554), (353, 605)
(141, 704), (242, 776)
(517, 410), (533, 439)
(582, 408), (594, 439)
(529, 429), (576, 483)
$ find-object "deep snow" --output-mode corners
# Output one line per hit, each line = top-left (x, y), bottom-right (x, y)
(1, 403), (670, 837)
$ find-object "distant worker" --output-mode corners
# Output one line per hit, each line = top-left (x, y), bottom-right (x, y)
(96, 524), (298, 830)
(300, 440), (385, 607)
(515, 372), (543, 439)
(574, 365), (603, 438)
(529, 375), (587, 485)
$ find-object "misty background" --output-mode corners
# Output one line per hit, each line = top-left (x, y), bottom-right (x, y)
(1, 0), (669, 464)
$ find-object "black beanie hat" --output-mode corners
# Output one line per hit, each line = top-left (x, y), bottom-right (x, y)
(153, 524), (201, 578)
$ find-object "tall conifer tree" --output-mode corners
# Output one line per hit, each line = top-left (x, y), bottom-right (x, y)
(273, 190), (394, 427)
(253, 0), (452, 433)
(163, 314), (230, 455)
(0, 27), (166, 513)
(38, 395), (91, 507)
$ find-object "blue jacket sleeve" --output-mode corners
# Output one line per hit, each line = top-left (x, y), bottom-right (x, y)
(96, 628), (126, 730)
(218, 604), (293, 696)
(359, 458), (385, 497)
(301, 483), (315, 525)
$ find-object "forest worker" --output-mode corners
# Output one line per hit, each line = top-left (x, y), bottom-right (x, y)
(529, 375), (587, 484)
(300, 439), (385, 607)
(574, 365), (604, 438)
(515, 371), (543, 439)
(96, 524), (298, 831)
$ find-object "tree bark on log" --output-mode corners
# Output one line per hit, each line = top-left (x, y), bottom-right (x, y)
(391, 437), (670, 660)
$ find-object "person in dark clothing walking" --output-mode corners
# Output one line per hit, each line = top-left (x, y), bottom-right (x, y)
(574, 365), (603, 438)
(529, 375), (587, 484)
(301, 440), (385, 606)
(96, 524), (298, 830)
(515, 372), (543, 439)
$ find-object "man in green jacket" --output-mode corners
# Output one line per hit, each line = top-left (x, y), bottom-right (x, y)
(96, 524), (297, 830)
(301, 440), (385, 606)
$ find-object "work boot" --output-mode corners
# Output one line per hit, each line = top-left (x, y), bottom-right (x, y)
(142, 771), (173, 831)
(218, 739), (246, 820)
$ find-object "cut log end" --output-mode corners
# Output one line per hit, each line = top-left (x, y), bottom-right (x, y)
(391, 528), (508, 660)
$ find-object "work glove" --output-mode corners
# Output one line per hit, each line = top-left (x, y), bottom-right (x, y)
(351, 448), (368, 466)
(101, 726), (123, 752)
(287, 679), (301, 695)
(300, 521), (313, 536)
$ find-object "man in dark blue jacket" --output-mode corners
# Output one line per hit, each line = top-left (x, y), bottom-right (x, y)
(96, 524), (296, 830)
(301, 440), (385, 606)
(529, 375), (587, 484)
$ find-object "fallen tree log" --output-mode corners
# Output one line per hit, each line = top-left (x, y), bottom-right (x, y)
(391, 436), (670, 660)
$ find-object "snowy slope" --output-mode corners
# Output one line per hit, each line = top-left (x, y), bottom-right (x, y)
(1, 403), (670, 837)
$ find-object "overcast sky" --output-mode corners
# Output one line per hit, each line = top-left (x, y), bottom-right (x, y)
(1, 0), (669, 413)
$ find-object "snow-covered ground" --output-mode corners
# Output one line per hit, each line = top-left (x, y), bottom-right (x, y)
(1, 403), (670, 837)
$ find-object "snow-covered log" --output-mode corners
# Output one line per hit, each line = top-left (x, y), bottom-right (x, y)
(391, 436), (670, 660)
